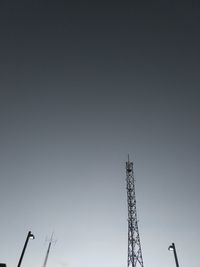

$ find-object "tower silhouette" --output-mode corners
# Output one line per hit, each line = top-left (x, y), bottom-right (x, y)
(126, 156), (144, 267)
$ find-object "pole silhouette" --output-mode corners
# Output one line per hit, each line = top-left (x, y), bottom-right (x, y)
(17, 231), (35, 267)
(168, 243), (180, 267)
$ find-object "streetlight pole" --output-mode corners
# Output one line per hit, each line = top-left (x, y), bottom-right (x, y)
(17, 231), (35, 267)
(168, 242), (180, 267)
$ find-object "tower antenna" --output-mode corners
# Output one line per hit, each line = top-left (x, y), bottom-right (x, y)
(126, 156), (144, 267)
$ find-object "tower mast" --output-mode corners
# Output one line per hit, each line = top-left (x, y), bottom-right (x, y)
(126, 156), (144, 267)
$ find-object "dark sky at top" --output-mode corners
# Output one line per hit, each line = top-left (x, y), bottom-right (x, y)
(0, 1), (200, 267)
(1, 1), (200, 107)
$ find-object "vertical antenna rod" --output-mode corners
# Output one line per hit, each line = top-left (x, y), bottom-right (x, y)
(126, 156), (144, 267)
(42, 233), (54, 267)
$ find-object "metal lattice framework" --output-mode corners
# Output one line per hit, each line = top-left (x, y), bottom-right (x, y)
(126, 157), (144, 267)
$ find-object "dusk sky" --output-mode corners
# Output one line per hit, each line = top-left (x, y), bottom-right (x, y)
(0, 1), (200, 267)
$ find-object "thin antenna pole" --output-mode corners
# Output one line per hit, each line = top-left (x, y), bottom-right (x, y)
(42, 233), (54, 267)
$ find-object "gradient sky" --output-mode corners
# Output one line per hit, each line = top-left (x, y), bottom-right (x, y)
(0, 1), (200, 267)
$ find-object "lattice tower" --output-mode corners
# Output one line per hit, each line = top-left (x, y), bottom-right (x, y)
(126, 157), (144, 267)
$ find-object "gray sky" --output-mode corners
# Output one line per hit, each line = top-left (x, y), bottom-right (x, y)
(0, 1), (200, 267)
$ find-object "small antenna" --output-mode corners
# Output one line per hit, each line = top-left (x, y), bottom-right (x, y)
(42, 232), (57, 267)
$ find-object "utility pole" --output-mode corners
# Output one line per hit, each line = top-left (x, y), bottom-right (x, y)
(126, 156), (144, 267)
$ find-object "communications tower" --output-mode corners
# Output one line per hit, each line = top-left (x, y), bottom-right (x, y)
(126, 156), (144, 267)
